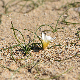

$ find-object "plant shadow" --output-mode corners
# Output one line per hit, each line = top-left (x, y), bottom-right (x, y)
(15, 43), (43, 56)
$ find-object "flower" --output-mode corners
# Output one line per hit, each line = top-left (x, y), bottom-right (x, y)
(42, 32), (53, 49)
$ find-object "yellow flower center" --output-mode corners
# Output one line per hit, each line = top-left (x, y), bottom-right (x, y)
(42, 40), (50, 49)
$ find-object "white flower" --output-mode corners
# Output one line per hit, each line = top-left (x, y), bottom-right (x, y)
(42, 32), (53, 49)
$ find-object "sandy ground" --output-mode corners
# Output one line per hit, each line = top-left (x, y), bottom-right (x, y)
(0, 0), (80, 80)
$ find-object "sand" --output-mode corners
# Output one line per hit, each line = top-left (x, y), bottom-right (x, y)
(0, 0), (80, 80)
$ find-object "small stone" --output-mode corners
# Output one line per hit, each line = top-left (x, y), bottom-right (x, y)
(74, 7), (80, 13)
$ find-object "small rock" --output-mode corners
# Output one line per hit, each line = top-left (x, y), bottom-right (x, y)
(74, 7), (80, 13)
